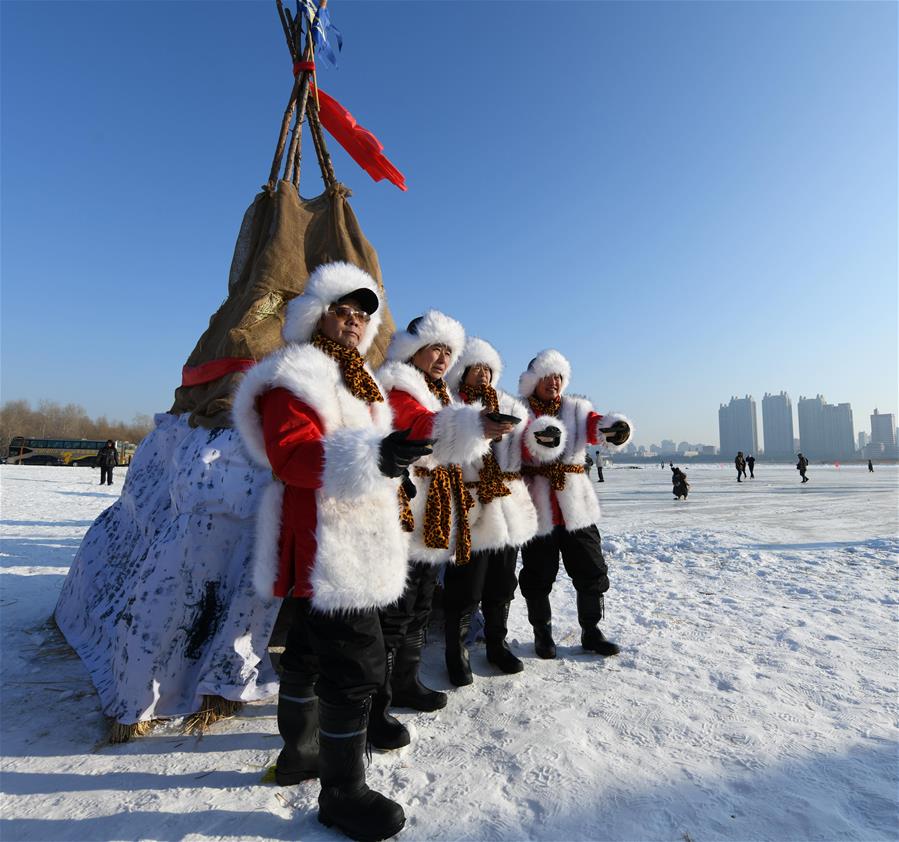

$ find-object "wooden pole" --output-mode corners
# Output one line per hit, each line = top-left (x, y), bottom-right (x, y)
(275, 0), (297, 59)
(284, 72), (311, 183)
(306, 98), (337, 187)
(267, 76), (302, 189)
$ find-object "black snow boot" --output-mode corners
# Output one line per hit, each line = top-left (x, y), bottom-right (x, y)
(526, 596), (557, 659)
(532, 623), (557, 659)
(391, 628), (447, 712)
(577, 592), (620, 657)
(317, 698), (406, 842)
(483, 602), (523, 674)
(367, 649), (410, 751)
(275, 670), (319, 785)
(444, 611), (473, 687)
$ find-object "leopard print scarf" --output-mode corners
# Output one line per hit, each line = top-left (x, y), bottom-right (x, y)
(424, 374), (451, 407)
(312, 332), (384, 404)
(528, 394), (562, 418)
(414, 465), (475, 565)
(458, 383), (499, 414)
(458, 384), (515, 505)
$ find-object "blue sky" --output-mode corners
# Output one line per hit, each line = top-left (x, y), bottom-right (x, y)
(2, 1), (896, 448)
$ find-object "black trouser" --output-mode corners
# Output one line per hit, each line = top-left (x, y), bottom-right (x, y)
(519, 524), (609, 625)
(443, 547), (518, 616)
(100, 466), (114, 484)
(281, 597), (385, 706)
(379, 561), (441, 651)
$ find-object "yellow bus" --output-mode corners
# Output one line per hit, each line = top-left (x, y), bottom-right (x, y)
(6, 437), (137, 467)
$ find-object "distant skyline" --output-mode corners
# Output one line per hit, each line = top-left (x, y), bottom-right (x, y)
(2, 2), (896, 446)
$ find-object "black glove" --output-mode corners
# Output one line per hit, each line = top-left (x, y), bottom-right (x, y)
(379, 429), (434, 478)
(533, 425), (562, 448)
(401, 471), (417, 500)
(600, 420), (630, 446)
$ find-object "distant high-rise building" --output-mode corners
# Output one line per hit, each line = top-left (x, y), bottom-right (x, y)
(660, 439), (676, 454)
(762, 392), (794, 459)
(867, 409), (898, 458)
(858, 431), (868, 451)
(719, 395), (758, 457)
(797, 395), (855, 460)
(870, 409), (896, 447)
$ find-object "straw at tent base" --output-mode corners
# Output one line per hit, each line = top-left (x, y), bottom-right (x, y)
(107, 718), (161, 744)
(106, 694), (243, 743)
(182, 695), (244, 735)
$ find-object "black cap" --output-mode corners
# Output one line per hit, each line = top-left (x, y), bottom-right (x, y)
(339, 287), (379, 314)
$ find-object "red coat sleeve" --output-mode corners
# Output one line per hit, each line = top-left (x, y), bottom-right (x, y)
(587, 412), (604, 445)
(258, 387), (325, 489)
(388, 389), (436, 440)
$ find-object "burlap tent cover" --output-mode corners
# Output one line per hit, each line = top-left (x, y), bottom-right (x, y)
(171, 178), (396, 428)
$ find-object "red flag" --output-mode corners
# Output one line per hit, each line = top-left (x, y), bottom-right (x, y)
(313, 85), (407, 191)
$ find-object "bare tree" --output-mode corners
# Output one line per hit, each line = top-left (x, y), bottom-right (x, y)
(0, 400), (155, 455)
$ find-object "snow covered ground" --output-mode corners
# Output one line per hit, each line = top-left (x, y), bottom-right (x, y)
(2, 462), (897, 841)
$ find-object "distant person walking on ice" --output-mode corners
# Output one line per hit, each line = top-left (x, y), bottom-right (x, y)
(584, 451), (594, 478)
(797, 453), (809, 483)
(596, 457), (604, 483)
(95, 440), (118, 485)
(746, 454), (755, 478)
(868, 459), (874, 472)
(671, 465), (689, 500)
(735, 451), (746, 482)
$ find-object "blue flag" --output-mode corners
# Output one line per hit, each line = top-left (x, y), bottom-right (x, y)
(302, 1), (342, 68)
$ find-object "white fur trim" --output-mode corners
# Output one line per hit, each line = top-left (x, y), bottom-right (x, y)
(596, 412), (634, 452)
(521, 394), (600, 537)
(321, 427), (385, 499)
(233, 344), (389, 469)
(252, 481), (284, 598)
(430, 404), (491, 466)
(518, 349), (572, 398)
(386, 309), (465, 369)
(470, 481), (538, 552)
(454, 390), (538, 552)
(446, 337), (503, 393)
(282, 261), (383, 356)
(310, 484), (410, 612)
(234, 342), (408, 611)
(525, 416), (569, 465)
(377, 360), (443, 412)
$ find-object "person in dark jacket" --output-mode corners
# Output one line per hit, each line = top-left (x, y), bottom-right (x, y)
(735, 451), (746, 482)
(746, 454), (755, 478)
(868, 459), (874, 473)
(797, 453), (809, 483)
(584, 451), (594, 478)
(96, 440), (118, 485)
(671, 465), (689, 500)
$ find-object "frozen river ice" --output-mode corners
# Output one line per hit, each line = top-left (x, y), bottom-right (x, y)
(1, 462), (896, 841)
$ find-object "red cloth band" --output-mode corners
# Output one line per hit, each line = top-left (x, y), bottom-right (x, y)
(181, 357), (256, 387)
(293, 60), (316, 76)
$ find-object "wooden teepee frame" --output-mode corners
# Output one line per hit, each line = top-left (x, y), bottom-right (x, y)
(268, 0), (337, 191)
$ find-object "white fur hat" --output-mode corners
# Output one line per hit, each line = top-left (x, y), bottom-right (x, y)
(446, 337), (503, 392)
(386, 309), (466, 370)
(282, 261), (383, 356)
(518, 349), (572, 397)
